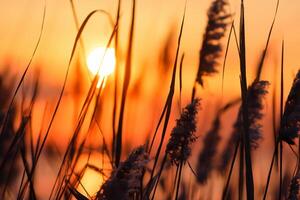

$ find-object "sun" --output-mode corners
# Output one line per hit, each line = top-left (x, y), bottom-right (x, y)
(87, 47), (116, 85)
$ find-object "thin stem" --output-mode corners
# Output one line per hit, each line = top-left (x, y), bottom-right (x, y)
(222, 140), (240, 200)
(278, 40), (284, 200)
(263, 140), (278, 200)
(175, 162), (183, 200)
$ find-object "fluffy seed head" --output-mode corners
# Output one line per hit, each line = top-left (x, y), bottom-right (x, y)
(246, 80), (270, 148)
(96, 146), (149, 200)
(166, 98), (200, 166)
(280, 70), (300, 144)
(196, 0), (231, 86)
(196, 116), (221, 184)
(219, 80), (269, 172)
(288, 171), (300, 200)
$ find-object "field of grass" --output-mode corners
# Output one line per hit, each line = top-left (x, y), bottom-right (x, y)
(0, 0), (300, 199)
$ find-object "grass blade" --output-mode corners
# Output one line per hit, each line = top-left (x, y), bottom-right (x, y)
(112, 0), (122, 164)
(239, 1), (254, 198)
(279, 40), (284, 200)
(115, 0), (136, 167)
(0, 1), (46, 139)
(150, 1), (186, 178)
(255, 0), (280, 81)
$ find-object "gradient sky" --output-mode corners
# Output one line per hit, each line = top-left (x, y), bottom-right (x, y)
(1, 1), (300, 197)
(1, 0), (300, 85)
(0, 0), (300, 150)
(1, 0), (300, 137)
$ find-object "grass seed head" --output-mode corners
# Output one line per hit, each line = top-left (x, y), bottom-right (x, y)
(280, 70), (300, 144)
(196, 0), (231, 86)
(166, 98), (200, 166)
(96, 146), (149, 200)
(288, 171), (300, 200)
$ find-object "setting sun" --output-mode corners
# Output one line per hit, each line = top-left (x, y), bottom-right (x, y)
(3, 0), (300, 199)
(87, 47), (116, 79)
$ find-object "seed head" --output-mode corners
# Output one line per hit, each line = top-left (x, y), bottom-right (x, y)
(166, 98), (200, 166)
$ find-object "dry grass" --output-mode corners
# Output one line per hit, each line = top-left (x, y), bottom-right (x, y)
(0, 0), (300, 199)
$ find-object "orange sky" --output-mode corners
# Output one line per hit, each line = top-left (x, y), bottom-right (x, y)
(1, 0), (300, 197)
(1, 0), (300, 158)
(1, 0), (299, 150)
(1, 0), (300, 85)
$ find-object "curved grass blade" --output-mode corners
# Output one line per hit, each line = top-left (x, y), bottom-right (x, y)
(149, 1), (186, 179)
(115, 0), (136, 167)
(239, 1), (254, 198)
(255, 0), (280, 81)
(16, 10), (115, 199)
(0, 1), (46, 139)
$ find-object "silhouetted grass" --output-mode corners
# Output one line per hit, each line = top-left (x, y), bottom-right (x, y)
(2, 0), (300, 199)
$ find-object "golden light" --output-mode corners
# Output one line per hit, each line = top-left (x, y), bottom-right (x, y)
(78, 168), (104, 197)
(75, 153), (111, 197)
(87, 47), (116, 87)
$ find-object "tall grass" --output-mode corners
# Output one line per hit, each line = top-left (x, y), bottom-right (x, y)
(1, 0), (300, 199)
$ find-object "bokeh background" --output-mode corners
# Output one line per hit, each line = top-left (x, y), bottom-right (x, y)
(1, 0), (300, 198)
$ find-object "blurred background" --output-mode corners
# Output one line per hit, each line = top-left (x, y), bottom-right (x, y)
(1, 0), (300, 198)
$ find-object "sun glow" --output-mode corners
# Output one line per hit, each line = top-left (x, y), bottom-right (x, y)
(87, 47), (116, 87)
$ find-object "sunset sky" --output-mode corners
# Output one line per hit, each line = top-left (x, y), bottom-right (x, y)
(0, 0), (299, 145)
(1, 0), (300, 88)
(0, 0), (299, 146)
(1, 0), (300, 197)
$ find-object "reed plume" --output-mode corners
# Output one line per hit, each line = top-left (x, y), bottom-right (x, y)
(196, 116), (220, 184)
(96, 146), (149, 200)
(279, 70), (300, 145)
(219, 80), (269, 172)
(196, 99), (239, 183)
(287, 171), (300, 200)
(246, 80), (270, 148)
(196, 0), (231, 86)
(166, 98), (200, 166)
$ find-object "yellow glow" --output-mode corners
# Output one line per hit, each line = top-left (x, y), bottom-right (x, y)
(87, 47), (116, 87)
(78, 168), (104, 197)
